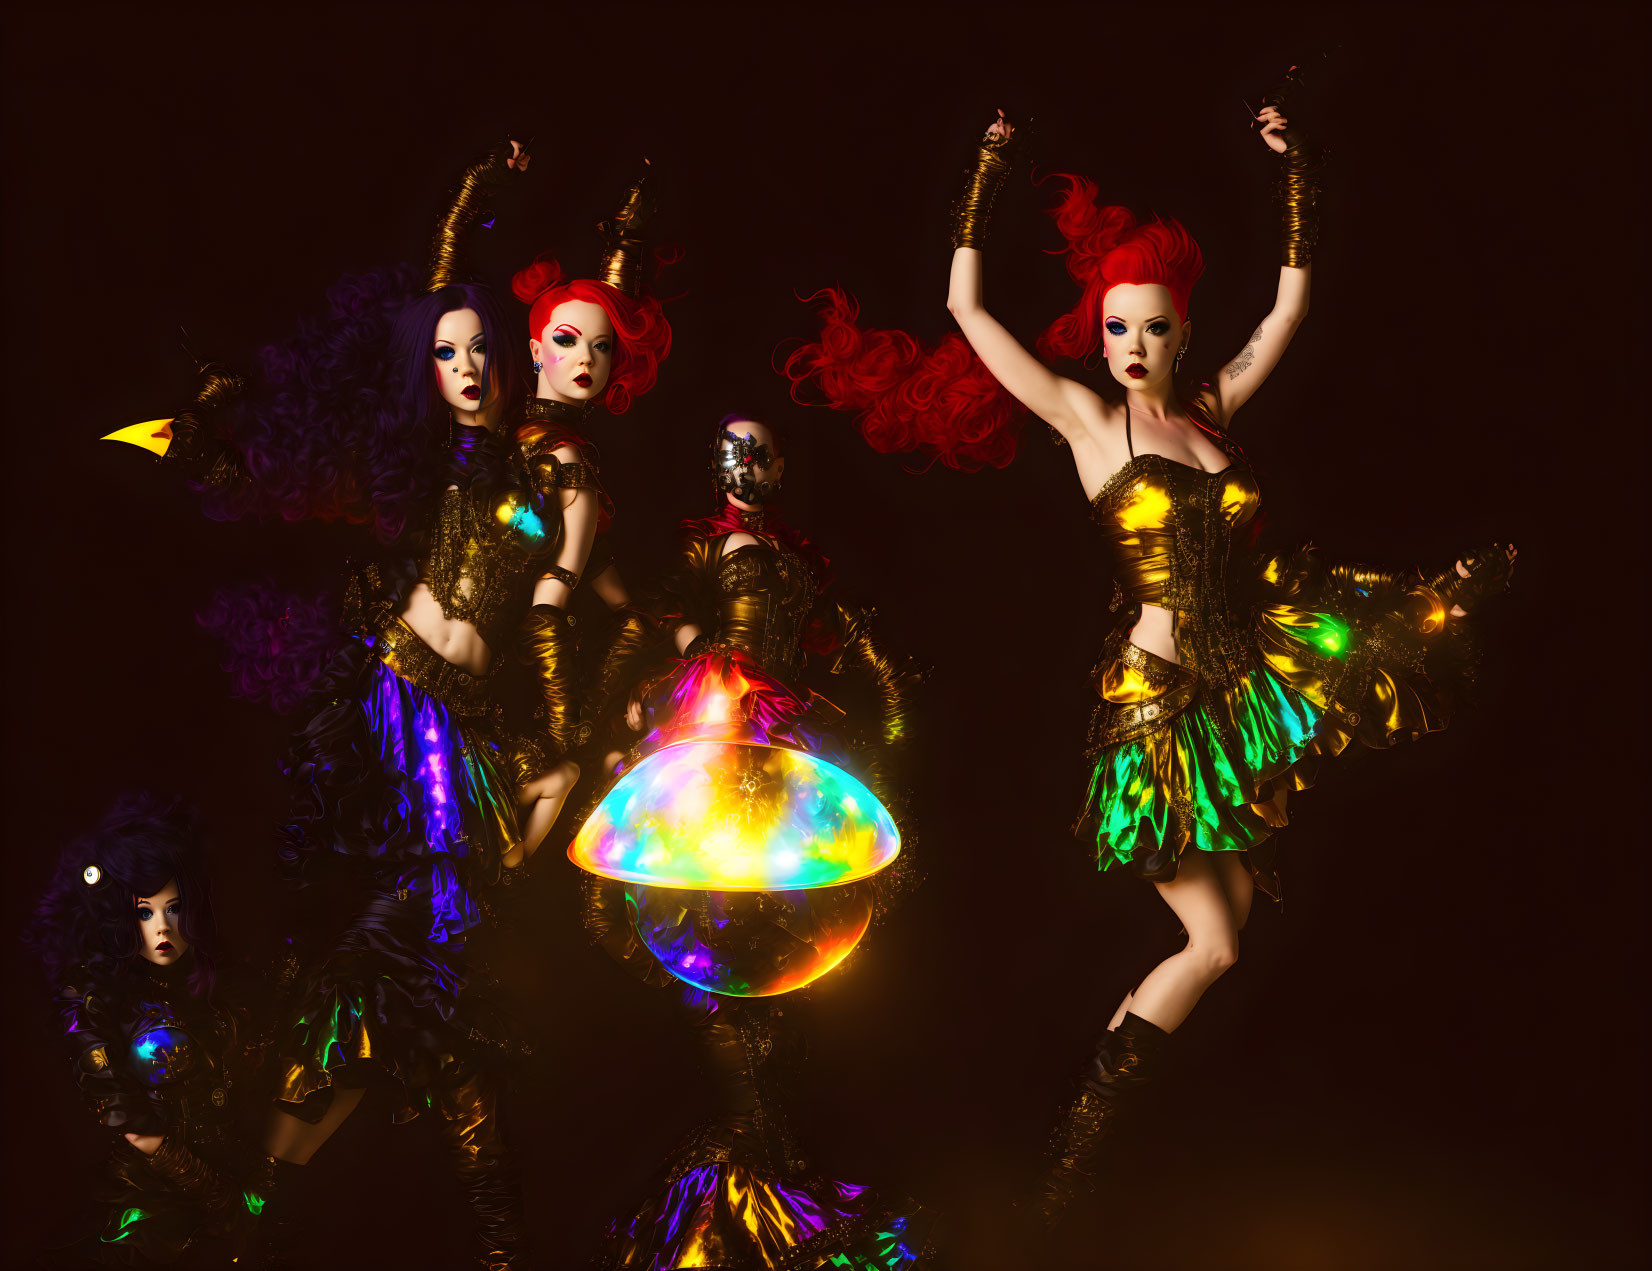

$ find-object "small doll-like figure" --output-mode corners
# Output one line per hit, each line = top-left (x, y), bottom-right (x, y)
(575, 416), (934, 1270)
(785, 75), (1517, 1225)
(31, 795), (265, 1268)
(113, 143), (672, 1268)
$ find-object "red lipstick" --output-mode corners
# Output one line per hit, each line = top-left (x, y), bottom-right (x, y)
(573, 373), (593, 388)
(1126, 363), (1147, 379)
(461, 385), (481, 400)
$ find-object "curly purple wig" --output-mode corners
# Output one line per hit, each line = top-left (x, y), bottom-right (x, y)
(202, 272), (524, 545)
(197, 580), (344, 714)
(30, 794), (217, 999)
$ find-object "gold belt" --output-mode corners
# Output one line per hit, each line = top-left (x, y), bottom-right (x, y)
(371, 615), (500, 719)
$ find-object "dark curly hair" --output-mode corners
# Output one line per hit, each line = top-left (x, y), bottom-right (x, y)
(29, 794), (217, 999)
(200, 271), (524, 545)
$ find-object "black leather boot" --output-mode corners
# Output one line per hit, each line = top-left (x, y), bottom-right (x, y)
(1032, 1011), (1169, 1226)
(433, 1067), (530, 1271)
(246, 1155), (306, 1270)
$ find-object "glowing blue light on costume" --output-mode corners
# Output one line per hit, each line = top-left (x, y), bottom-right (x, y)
(497, 497), (546, 542)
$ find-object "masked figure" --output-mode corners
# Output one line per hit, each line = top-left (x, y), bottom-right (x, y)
(572, 416), (936, 1269)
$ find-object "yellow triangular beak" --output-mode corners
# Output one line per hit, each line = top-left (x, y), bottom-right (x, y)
(102, 419), (175, 457)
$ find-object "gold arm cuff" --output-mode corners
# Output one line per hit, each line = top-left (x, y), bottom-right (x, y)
(1275, 143), (1323, 269)
(950, 133), (1017, 250)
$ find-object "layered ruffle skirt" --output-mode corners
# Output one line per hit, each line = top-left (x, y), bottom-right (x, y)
(1076, 591), (1464, 896)
(274, 625), (524, 1119)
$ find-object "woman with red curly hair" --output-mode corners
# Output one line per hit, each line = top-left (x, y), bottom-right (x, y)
(787, 79), (1517, 1226)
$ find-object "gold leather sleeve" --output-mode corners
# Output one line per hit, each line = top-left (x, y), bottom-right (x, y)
(149, 1136), (242, 1213)
(950, 128), (1021, 249)
(655, 536), (720, 633)
(1263, 65), (1324, 269)
(828, 601), (916, 749)
(589, 606), (668, 719)
(428, 143), (517, 291)
(514, 604), (590, 772)
(1275, 143), (1324, 269)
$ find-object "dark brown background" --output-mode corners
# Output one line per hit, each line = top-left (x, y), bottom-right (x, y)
(4, 5), (1643, 1268)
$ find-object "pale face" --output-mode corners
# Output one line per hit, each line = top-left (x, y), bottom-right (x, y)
(135, 880), (188, 967)
(433, 308), (491, 423)
(529, 299), (614, 404)
(1099, 283), (1189, 393)
(720, 418), (786, 509)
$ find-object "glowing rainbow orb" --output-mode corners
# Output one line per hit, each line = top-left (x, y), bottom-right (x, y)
(626, 882), (874, 997)
(569, 741), (900, 891)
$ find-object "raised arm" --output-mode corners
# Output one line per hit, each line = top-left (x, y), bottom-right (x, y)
(946, 115), (1100, 435)
(428, 139), (529, 291)
(1205, 74), (1322, 425)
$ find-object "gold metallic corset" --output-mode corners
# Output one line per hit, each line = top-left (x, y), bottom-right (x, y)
(713, 541), (821, 678)
(1091, 456), (1263, 687)
(422, 480), (560, 650)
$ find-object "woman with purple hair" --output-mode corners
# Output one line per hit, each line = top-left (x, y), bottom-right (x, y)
(111, 140), (674, 1268)
(30, 794), (267, 1268)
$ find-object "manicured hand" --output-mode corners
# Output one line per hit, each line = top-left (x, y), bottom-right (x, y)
(1256, 104), (1291, 154)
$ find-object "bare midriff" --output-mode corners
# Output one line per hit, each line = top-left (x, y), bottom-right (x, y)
(399, 582), (493, 677)
(1129, 602), (1180, 666)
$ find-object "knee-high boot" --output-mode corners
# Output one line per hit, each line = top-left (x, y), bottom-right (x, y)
(434, 1067), (530, 1270)
(1032, 1011), (1169, 1225)
(246, 1155), (307, 1270)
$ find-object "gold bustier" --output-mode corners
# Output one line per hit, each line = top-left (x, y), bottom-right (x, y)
(420, 421), (601, 651)
(713, 541), (822, 679)
(1091, 455), (1263, 688)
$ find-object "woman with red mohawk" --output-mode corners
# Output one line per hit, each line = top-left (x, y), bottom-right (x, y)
(786, 73), (1517, 1225)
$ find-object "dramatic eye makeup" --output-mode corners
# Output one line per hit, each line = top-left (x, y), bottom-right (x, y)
(1105, 320), (1127, 336)
(1147, 321), (1170, 336)
(137, 905), (153, 921)
(434, 345), (456, 361)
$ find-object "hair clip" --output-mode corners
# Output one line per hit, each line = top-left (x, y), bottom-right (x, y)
(82, 864), (102, 885)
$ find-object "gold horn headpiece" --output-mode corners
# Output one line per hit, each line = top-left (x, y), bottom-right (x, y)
(428, 143), (518, 292)
(595, 165), (657, 299)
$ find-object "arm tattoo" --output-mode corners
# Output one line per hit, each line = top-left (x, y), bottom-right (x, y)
(1225, 324), (1264, 380)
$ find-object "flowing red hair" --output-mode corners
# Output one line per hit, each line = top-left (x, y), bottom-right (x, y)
(784, 172), (1204, 468)
(782, 288), (1025, 471)
(511, 255), (672, 415)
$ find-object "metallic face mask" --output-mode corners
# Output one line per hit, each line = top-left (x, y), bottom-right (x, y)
(710, 429), (781, 504)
